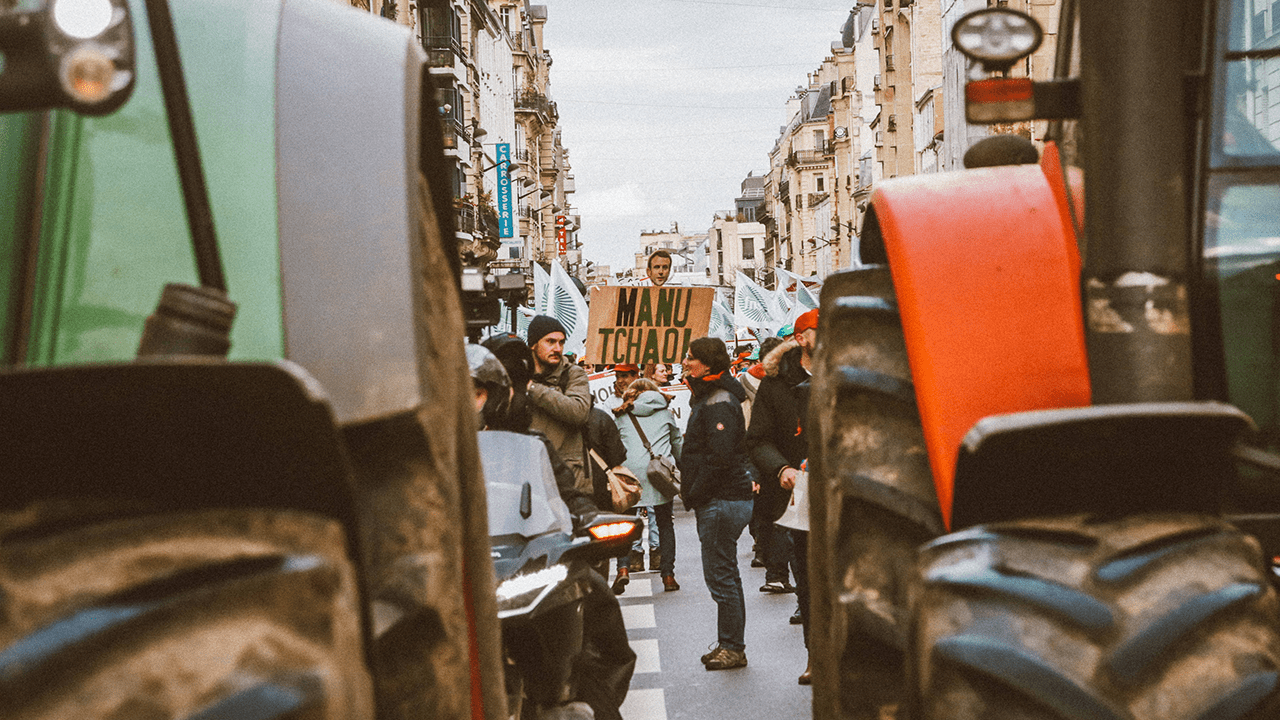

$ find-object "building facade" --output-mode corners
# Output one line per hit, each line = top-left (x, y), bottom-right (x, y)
(350, 0), (577, 283)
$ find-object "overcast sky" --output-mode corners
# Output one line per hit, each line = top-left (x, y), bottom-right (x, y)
(541, 0), (855, 275)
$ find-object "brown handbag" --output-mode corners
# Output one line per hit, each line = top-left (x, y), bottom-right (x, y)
(590, 449), (641, 512)
(627, 413), (682, 498)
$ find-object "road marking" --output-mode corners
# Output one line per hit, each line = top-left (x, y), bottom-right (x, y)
(620, 576), (654, 598)
(621, 603), (656, 630)
(631, 638), (661, 674)
(620, 688), (666, 720)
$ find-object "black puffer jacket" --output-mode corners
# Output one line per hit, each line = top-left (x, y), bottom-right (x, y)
(745, 339), (811, 522)
(680, 371), (754, 510)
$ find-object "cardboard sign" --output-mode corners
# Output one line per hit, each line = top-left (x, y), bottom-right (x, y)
(586, 286), (714, 365)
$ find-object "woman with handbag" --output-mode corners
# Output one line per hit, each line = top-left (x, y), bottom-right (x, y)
(614, 378), (683, 592)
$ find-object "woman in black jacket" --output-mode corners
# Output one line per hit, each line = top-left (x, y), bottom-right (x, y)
(679, 337), (754, 671)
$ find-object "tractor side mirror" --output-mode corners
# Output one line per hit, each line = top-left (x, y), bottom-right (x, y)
(0, 0), (135, 116)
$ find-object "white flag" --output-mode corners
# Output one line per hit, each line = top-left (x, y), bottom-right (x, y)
(771, 288), (792, 328)
(771, 267), (793, 293)
(796, 282), (819, 311)
(532, 262), (551, 315)
(548, 261), (589, 357)
(734, 271), (778, 333)
(708, 300), (736, 341)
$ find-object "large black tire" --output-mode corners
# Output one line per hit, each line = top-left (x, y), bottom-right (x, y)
(809, 266), (945, 720)
(911, 513), (1280, 720)
(0, 505), (374, 720)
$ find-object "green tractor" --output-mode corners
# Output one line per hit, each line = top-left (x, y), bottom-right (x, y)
(0, 1), (504, 718)
(811, 0), (1280, 718)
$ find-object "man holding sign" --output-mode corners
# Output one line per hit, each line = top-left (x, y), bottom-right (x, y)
(585, 285), (715, 367)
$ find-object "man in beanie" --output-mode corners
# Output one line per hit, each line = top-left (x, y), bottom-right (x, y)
(746, 307), (818, 683)
(526, 314), (593, 493)
(680, 336), (754, 671)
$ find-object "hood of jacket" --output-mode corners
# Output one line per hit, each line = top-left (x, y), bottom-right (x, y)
(630, 389), (670, 418)
(763, 338), (807, 385)
(687, 370), (747, 403)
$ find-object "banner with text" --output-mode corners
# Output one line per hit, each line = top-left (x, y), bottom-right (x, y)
(496, 143), (513, 238)
(585, 286), (714, 365)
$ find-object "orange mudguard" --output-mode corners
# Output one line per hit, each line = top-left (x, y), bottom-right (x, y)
(868, 149), (1090, 529)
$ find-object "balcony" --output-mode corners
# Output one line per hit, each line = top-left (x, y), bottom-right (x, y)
(515, 89), (558, 123)
(778, 179), (790, 199)
(479, 205), (500, 238)
(422, 33), (462, 69)
(456, 205), (477, 235)
(441, 118), (465, 150)
(789, 149), (827, 166)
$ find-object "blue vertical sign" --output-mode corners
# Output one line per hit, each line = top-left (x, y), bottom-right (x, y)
(496, 143), (513, 238)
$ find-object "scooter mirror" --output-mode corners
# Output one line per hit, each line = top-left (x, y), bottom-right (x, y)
(0, 0), (135, 116)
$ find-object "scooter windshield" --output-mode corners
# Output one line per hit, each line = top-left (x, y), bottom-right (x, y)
(478, 430), (573, 538)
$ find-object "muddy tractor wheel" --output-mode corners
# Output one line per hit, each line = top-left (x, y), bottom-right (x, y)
(911, 514), (1280, 720)
(0, 506), (375, 720)
(809, 266), (944, 720)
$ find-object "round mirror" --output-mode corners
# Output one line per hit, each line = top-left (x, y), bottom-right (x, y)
(952, 8), (1043, 70)
(52, 0), (115, 40)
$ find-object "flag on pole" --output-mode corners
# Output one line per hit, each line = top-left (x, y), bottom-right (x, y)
(771, 288), (792, 328)
(532, 262), (551, 315)
(708, 300), (736, 341)
(796, 281), (819, 311)
(774, 266), (803, 294)
(734, 271), (778, 333)
(548, 261), (589, 357)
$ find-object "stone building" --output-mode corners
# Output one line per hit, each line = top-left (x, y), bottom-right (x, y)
(707, 212), (766, 287)
(351, 0), (576, 279)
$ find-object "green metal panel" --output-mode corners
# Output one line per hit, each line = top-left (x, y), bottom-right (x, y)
(25, 0), (285, 365)
(0, 113), (41, 363)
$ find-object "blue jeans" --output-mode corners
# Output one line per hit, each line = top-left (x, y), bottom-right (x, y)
(695, 498), (753, 652)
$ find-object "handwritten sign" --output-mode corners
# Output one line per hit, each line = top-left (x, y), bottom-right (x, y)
(585, 286), (714, 365)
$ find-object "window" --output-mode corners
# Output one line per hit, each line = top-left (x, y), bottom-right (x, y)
(814, 129), (826, 150)
(742, 238), (755, 260)
(816, 175), (825, 192)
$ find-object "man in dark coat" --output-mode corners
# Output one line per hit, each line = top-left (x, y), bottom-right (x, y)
(680, 337), (754, 671)
(746, 310), (817, 532)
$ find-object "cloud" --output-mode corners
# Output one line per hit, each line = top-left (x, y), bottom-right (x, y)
(574, 183), (651, 219)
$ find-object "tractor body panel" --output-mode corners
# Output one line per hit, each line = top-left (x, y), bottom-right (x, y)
(864, 158), (1091, 528)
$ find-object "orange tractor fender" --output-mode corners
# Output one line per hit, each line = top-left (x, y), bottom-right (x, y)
(863, 145), (1090, 529)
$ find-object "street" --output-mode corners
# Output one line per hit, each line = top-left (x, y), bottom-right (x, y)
(614, 508), (812, 720)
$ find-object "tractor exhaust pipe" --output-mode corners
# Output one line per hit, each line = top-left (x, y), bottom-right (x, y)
(1079, 0), (1195, 403)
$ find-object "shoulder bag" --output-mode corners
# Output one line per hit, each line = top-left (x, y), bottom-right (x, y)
(590, 448), (641, 512)
(627, 413), (682, 498)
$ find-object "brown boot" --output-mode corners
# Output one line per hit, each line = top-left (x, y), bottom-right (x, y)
(662, 575), (680, 592)
(612, 567), (629, 595)
(798, 661), (812, 685)
(628, 550), (644, 573)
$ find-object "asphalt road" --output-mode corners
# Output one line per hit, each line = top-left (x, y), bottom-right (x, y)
(613, 507), (812, 720)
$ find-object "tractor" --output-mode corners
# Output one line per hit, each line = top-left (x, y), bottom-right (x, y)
(0, 1), (504, 719)
(810, 0), (1280, 718)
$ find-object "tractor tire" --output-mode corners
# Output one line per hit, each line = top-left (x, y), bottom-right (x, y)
(809, 266), (945, 720)
(910, 513), (1280, 720)
(0, 505), (375, 720)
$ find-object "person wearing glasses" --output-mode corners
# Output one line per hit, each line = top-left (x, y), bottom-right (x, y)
(679, 337), (754, 671)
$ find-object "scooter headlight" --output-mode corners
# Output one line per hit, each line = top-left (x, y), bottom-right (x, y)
(496, 564), (567, 619)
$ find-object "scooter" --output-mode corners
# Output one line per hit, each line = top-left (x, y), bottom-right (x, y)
(480, 430), (640, 720)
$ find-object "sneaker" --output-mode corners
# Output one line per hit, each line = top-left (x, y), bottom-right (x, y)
(701, 643), (722, 664)
(790, 607), (803, 625)
(662, 575), (680, 592)
(649, 549), (662, 571)
(704, 646), (748, 670)
(760, 581), (795, 594)
(612, 567), (629, 595)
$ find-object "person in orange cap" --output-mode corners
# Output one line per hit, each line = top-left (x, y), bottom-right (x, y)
(745, 307), (818, 683)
